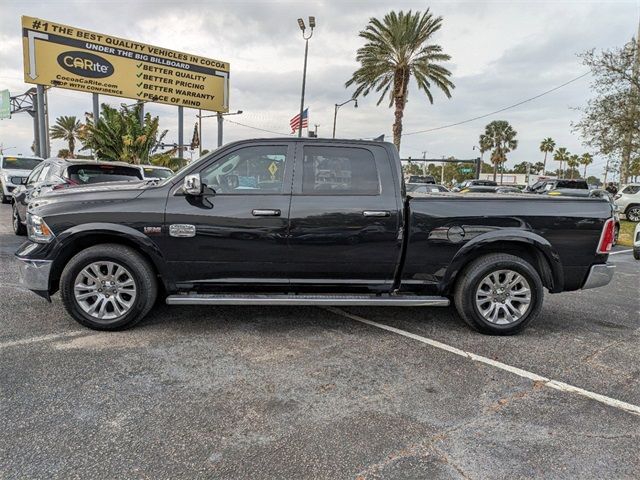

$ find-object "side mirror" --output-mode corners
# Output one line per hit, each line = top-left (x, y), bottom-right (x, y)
(183, 174), (202, 195)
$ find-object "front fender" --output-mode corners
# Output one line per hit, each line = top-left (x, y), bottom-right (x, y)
(441, 229), (564, 294)
(48, 223), (170, 293)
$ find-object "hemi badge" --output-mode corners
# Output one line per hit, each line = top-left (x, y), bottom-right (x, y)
(169, 224), (196, 238)
(143, 226), (162, 235)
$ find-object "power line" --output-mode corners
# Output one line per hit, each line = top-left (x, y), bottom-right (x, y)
(224, 118), (289, 136)
(402, 71), (591, 137)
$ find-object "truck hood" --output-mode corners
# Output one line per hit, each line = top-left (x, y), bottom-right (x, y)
(2, 168), (33, 179)
(28, 181), (153, 215)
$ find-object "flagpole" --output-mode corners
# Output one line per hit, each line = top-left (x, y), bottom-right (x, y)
(297, 17), (315, 137)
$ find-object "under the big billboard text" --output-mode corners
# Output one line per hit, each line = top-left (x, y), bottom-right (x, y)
(21, 16), (230, 112)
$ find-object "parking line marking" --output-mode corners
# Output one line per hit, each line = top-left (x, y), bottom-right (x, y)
(324, 307), (640, 417)
(0, 331), (89, 349)
(609, 249), (632, 255)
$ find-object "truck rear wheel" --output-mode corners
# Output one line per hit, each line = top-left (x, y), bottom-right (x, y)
(454, 253), (543, 335)
(60, 244), (157, 330)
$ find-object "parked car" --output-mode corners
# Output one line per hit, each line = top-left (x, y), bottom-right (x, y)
(16, 138), (615, 335)
(634, 222), (640, 260)
(452, 179), (498, 192)
(140, 165), (174, 180)
(0, 155), (43, 204)
(11, 158), (144, 235)
(459, 185), (521, 194)
(613, 184), (640, 222)
(406, 175), (436, 185)
(406, 184), (449, 194)
(528, 178), (589, 194)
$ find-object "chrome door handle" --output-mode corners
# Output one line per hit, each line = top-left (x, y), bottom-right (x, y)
(252, 209), (281, 217)
(363, 210), (390, 217)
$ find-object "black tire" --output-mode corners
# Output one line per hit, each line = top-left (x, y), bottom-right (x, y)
(60, 244), (157, 330)
(626, 205), (640, 223)
(12, 203), (26, 236)
(634, 248), (640, 261)
(454, 253), (544, 335)
(1, 195), (10, 204)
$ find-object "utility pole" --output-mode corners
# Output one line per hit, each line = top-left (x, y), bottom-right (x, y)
(422, 151), (427, 175)
(217, 112), (223, 147)
(198, 109), (203, 156)
(296, 17), (315, 138)
(440, 156), (445, 184)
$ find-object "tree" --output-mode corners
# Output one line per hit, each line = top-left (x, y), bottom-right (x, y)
(57, 148), (71, 159)
(567, 154), (580, 179)
(345, 9), (455, 150)
(573, 34), (640, 183)
(511, 162), (530, 174)
(82, 103), (167, 164)
(553, 147), (570, 178)
(50, 116), (82, 158)
(533, 161), (545, 175)
(580, 153), (593, 178)
(481, 120), (518, 182)
(539, 137), (555, 174)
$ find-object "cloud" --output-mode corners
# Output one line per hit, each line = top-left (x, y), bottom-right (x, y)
(1, 0), (638, 176)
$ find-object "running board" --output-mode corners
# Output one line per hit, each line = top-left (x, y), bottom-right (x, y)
(165, 293), (450, 307)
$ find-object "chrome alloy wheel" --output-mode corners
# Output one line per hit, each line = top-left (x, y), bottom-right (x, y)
(475, 269), (532, 325)
(627, 207), (640, 222)
(74, 261), (137, 321)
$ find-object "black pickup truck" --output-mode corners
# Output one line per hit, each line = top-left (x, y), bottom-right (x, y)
(16, 139), (616, 334)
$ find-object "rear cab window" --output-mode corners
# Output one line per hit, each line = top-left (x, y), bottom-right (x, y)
(66, 164), (143, 185)
(302, 146), (380, 195)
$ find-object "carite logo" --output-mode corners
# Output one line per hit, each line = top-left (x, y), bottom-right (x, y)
(57, 51), (114, 78)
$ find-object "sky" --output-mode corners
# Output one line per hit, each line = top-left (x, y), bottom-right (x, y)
(1, 0), (639, 178)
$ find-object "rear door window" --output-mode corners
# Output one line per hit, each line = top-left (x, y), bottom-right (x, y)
(622, 185), (640, 194)
(302, 146), (379, 195)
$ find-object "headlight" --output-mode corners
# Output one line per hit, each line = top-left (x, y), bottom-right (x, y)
(27, 214), (55, 243)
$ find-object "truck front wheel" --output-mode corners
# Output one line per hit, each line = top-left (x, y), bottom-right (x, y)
(453, 253), (543, 335)
(60, 244), (157, 330)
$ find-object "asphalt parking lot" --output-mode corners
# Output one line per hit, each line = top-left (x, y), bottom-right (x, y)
(1, 202), (638, 479)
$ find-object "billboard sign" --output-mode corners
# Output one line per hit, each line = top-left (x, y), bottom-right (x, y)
(21, 16), (230, 112)
(0, 90), (10, 119)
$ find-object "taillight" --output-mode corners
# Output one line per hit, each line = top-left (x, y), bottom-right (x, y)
(596, 218), (615, 254)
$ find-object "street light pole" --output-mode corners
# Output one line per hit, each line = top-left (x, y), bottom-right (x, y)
(332, 98), (357, 139)
(297, 17), (315, 138)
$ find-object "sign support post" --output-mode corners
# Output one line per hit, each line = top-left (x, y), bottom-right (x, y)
(217, 112), (223, 147)
(31, 110), (40, 157)
(36, 85), (48, 158)
(178, 106), (184, 160)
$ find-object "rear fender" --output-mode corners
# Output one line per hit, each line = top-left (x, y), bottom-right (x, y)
(441, 229), (564, 294)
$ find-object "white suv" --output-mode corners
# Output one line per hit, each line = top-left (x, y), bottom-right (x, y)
(0, 155), (43, 204)
(614, 184), (640, 222)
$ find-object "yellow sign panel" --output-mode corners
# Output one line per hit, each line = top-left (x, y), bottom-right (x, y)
(21, 16), (230, 112)
(268, 161), (279, 177)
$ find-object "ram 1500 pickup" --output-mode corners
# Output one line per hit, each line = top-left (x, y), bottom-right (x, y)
(16, 139), (616, 334)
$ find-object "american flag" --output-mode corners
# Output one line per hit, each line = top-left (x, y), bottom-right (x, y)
(290, 108), (309, 134)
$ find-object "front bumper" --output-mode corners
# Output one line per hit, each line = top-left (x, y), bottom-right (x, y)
(581, 264), (615, 290)
(17, 258), (53, 292)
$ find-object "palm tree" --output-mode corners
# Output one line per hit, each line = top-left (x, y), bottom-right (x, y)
(481, 120), (518, 182)
(539, 137), (555, 174)
(580, 153), (593, 178)
(50, 116), (82, 158)
(567, 154), (580, 179)
(345, 9), (455, 150)
(533, 161), (545, 174)
(553, 147), (570, 178)
(82, 103), (167, 164)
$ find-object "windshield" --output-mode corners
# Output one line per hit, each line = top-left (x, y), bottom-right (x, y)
(66, 164), (143, 185)
(1, 156), (42, 170)
(142, 167), (173, 179)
